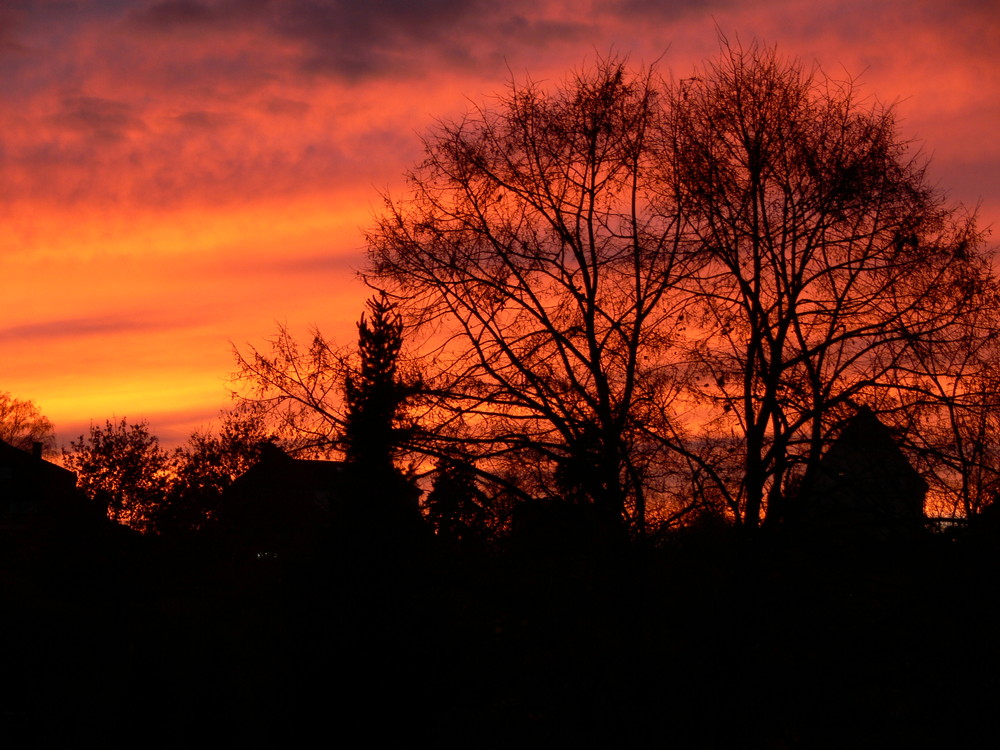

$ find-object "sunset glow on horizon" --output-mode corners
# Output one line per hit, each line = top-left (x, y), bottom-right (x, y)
(2, 0), (997, 447)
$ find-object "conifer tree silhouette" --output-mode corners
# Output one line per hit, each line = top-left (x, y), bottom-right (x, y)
(340, 293), (425, 540)
(343, 293), (409, 474)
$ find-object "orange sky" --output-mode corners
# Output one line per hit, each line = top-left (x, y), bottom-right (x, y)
(2, 0), (998, 447)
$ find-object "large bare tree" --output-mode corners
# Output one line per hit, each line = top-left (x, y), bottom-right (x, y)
(661, 39), (992, 527)
(367, 58), (699, 528)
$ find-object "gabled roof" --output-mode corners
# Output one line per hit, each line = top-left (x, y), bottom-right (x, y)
(217, 443), (346, 537)
(819, 408), (926, 490)
(0, 437), (77, 495)
(1, 438), (86, 537)
(226, 442), (345, 497)
(807, 407), (927, 525)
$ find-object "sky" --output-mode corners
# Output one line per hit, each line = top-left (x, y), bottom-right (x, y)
(2, 0), (998, 448)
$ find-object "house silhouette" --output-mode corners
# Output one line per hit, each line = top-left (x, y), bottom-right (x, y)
(798, 408), (927, 538)
(0, 438), (107, 568)
(216, 441), (428, 565)
(216, 443), (343, 560)
(0, 438), (80, 524)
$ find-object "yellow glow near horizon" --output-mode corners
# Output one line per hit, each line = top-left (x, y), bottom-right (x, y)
(2, 191), (374, 447)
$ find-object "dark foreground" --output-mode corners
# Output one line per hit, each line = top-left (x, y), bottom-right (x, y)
(3, 521), (999, 749)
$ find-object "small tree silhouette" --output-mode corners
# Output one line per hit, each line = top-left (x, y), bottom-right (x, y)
(0, 391), (56, 456)
(64, 418), (171, 533)
(160, 411), (273, 535)
(425, 457), (493, 544)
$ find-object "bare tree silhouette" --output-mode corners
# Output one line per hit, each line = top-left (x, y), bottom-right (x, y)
(231, 323), (346, 457)
(367, 56), (697, 530)
(663, 39), (993, 527)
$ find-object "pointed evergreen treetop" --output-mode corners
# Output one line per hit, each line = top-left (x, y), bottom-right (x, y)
(343, 293), (408, 470)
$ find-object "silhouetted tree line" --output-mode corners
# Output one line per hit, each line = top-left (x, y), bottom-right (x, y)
(6, 399), (1000, 748)
(7, 37), (1000, 748)
(55, 414), (270, 535)
(2, 39), (989, 542)
(231, 39), (999, 538)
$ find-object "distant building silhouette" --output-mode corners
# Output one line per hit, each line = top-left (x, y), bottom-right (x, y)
(216, 443), (343, 560)
(797, 408), (927, 539)
(0, 438), (107, 565)
(0, 438), (80, 523)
